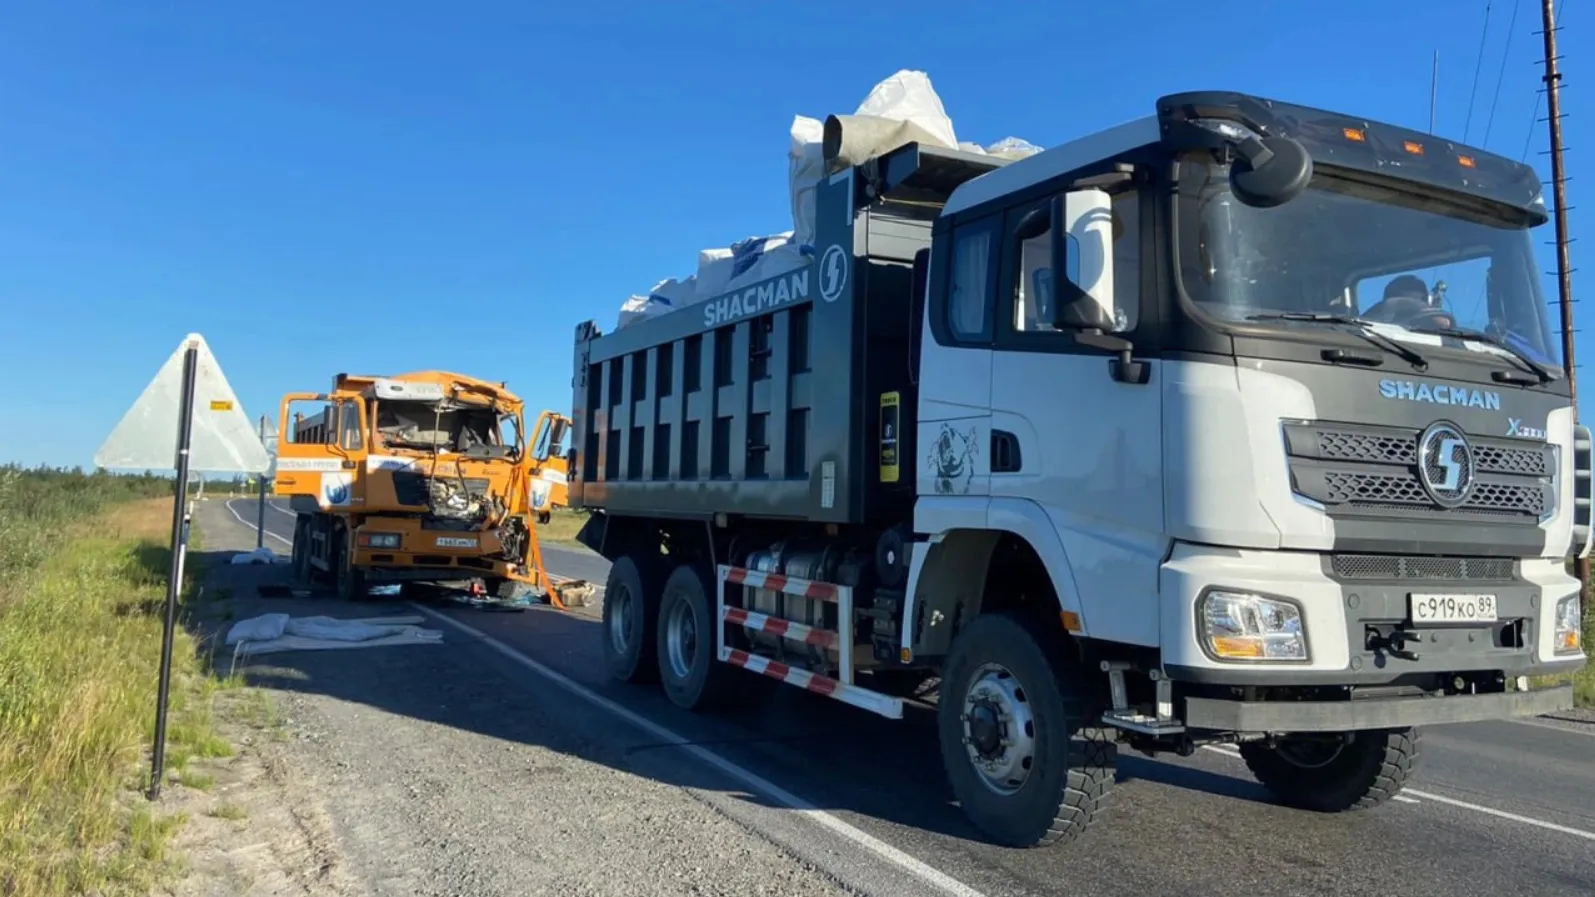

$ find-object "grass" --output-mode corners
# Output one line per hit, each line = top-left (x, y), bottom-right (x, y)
(535, 507), (590, 547)
(0, 464), (233, 897)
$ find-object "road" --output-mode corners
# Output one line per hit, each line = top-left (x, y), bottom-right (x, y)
(227, 496), (1595, 897)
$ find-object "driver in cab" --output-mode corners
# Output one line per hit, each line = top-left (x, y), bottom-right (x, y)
(1360, 274), (1456, 330)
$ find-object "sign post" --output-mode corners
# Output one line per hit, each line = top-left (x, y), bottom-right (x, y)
(149, 342), (198, 799)
(94, 332), (270, 801)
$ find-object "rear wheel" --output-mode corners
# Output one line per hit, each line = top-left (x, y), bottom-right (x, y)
(656, 563), (743, 712)
(602, 555), (664, 683)
(1239, 728), (1419, 812)
(937, 611), (1115, 848)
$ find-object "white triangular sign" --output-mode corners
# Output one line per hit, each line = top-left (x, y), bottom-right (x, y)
(95, 333), (271, 474)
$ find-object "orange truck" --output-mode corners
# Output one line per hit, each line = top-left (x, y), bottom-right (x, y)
(272, 371), (586, 605)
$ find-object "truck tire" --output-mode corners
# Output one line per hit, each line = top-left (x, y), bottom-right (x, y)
(1239, 728), (1419, 812)
(655, 562), (740, 712)
(291, 515), (312, 584)
(937, 611), (1115, 848)
(603, 555), (663, 683)
(334, 526), (368, 601)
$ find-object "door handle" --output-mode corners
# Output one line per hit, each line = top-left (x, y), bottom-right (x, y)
(992, 430), (1022, 473)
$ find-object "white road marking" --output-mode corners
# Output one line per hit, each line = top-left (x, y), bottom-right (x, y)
(411, 603), (988, 897)
(227, 499), (292, 545)
(1505, 717), (1595, 739)
(1201, 744), (1595, 841)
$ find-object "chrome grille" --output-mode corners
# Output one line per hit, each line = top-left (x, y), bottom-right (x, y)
(1310, 425), (1549, 476)
(1285, 420), (1554, 521)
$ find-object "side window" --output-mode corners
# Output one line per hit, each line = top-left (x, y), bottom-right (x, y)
(1011, 189), (1141, 335)
(946, 220), (996, 340)
(339, 400), (364, 451)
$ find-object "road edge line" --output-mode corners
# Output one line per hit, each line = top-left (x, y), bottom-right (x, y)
(410, 602), (990, 897)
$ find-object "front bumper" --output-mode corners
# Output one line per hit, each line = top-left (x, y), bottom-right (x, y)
(1160, 543), (1586, 685)
(1183, 683), (1574, 732)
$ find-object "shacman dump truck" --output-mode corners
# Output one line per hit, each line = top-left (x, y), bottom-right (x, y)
(274, 371), (587, 605)
(568, 91), (1591, 848)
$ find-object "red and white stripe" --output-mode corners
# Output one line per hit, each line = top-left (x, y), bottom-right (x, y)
(721, 647), (903, 720)
(722, 566), (840, 603)
(722, 606), (838, 648)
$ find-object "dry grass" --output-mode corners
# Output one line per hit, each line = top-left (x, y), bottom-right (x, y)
(0, 469), (230, 897)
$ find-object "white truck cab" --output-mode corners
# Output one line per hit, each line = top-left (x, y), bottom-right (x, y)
(570, 90), (1588, 848)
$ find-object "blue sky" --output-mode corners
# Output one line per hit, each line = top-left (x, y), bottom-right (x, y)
(0, 0), (1587, 470)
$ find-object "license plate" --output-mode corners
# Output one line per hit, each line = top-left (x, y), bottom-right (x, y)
(436, 537), (478, 549)
(1409, 593), (1498, 624)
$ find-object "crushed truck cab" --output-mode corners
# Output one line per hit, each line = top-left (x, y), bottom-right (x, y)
(273, 371), (586, 605)
(569, 84), (1589, 849)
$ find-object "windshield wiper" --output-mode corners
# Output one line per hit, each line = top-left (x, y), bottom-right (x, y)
(1412, 325), (1557, 384)
(1247, 313), (1429, 369)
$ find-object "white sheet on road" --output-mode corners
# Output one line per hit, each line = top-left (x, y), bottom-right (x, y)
(226, 613), (444, 656)
(229, 546), (288, 565)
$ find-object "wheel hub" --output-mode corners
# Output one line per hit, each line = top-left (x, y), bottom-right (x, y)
(960, 663), (1037, 796)
(608, 584), (634, 657)
(665, 598), (698, 681)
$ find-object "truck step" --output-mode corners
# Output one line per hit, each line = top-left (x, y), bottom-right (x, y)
(1101, 709), (1186, 736)
(716, 563), (904, 721)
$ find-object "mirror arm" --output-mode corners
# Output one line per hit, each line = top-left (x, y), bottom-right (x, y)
(1072, 330), (1151, 386)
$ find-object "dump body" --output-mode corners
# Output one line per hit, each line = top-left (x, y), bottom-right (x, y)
(571, 144), (1004, 528)
(273, 371), (543, 594)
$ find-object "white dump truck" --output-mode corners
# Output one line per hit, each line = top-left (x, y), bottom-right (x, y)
(567, 86), (1590, 848)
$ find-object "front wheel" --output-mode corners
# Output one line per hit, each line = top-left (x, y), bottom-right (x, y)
(1239, 728), (1420, 812)
(937, 611), (1115, 848)
(334, 526), (368, 601)
(291, 515), (312, 584)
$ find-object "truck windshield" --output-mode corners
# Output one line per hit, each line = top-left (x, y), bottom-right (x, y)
(1173, 154), (1561, 371)
(376, 399), (506, 454)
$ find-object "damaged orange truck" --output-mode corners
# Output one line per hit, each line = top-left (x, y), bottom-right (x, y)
(272, 371), (583, 604)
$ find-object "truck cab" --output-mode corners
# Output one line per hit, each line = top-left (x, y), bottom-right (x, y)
(570, 90), (1589, 849)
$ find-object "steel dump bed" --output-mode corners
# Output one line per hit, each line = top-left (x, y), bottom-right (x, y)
(570, 143), (1005, 526)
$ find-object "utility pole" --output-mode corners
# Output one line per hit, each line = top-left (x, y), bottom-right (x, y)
(1539, 0), (1586, 583)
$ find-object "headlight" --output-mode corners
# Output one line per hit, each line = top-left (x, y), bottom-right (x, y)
(1554, 594), (1583, 655)
(359, 532), (401, 549)
(1199, 590), (1308, 661)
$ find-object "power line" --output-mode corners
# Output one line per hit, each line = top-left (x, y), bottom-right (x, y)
(1521, 0), (1572, 160)
(1483, 0), (1524, 148)
(1464, 1), (1495, 142)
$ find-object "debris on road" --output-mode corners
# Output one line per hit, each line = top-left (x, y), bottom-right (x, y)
(229, 546), (288, 565)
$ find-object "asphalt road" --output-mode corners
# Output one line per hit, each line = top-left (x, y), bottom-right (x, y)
(229, 497), (1595, 897)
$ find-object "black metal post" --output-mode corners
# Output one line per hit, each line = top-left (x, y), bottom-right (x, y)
(146, 340), (199, 801)
(256, 415), (268, 550)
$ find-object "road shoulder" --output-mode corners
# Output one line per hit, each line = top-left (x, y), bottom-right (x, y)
(173, 499), (854, 897)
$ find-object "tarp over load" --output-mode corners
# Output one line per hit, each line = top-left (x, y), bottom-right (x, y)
(615, 70), (1042, 329)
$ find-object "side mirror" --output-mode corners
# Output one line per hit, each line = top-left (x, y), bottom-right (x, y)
(1228, 135), (1312, 208)
(1041, 189), (1117, 331)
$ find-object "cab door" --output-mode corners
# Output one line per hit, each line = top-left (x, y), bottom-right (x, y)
(528, 410), (571, 515)
(986, 183), (1164, 648)
(273, 392), (370, 510)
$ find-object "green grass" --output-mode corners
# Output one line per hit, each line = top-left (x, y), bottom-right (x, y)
(0, 464), (230, 897)
(535, 507), (589, 547)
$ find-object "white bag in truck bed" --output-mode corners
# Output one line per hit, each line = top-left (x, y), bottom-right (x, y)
(615, 69), (1042, 330)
